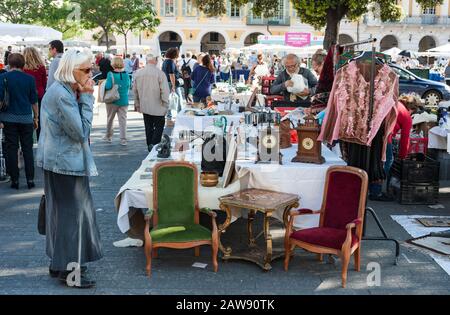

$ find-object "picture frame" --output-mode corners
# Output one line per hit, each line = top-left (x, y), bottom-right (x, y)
(222, 133), (238, 189)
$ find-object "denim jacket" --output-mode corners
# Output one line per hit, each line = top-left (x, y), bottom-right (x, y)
(36, 81), (98, 177)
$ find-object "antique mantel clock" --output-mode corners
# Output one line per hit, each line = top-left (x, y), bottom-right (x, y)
(256, 124), (282, 164)
(291, 115), (325, 164)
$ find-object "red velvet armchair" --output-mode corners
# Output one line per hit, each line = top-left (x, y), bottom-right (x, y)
(284, 166), (368, 288)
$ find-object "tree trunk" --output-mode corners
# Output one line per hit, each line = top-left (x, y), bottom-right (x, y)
(104, 28), (110, 51)
(124, 32), (128, 56)
(323, 6), (348, 50)
(323, 10), (340, 50)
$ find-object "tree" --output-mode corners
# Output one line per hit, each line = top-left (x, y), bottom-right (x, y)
(37, 1), (83, 39)
(111, 0), (160, 55)
(73, 0), (117, 50)
(195, 0), (444, 50)
(0, 0), (46, 24)
(0, 0), (81, 39)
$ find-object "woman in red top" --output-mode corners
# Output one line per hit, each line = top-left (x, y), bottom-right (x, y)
(370, 94), (420, 201)
(23, 47), (47, 140)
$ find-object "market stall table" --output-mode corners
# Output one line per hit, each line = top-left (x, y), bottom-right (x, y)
(114, 142), (345, 239)
(218, 188), (299, 270)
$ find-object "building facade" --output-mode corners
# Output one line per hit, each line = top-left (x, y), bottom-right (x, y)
(79, 0), (450, 54)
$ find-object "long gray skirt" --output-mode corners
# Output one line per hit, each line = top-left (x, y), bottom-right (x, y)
(44, 170), (103, 271)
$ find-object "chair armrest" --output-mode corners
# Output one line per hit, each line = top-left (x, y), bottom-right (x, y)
(346, 218), (362, 230)
(289, 208), (321, 217)
(200, 207), (217, 218)
(144, 209), (154, 221)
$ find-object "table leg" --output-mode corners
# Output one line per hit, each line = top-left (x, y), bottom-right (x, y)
(218, 203), (232, 257)
(247, 210), (256, 247)
(263, 211), (273, 270)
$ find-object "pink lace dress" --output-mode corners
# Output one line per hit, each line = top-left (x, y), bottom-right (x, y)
(318, 61), (398, 158)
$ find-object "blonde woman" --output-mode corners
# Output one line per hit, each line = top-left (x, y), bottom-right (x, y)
(102, 56), (130, 145)
(36, 49), (102, 288)
(23, 47), (47, 139)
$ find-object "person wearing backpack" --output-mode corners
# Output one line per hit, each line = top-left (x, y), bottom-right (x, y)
(181, 52), (195, 101)
(102, 57), (130, 146)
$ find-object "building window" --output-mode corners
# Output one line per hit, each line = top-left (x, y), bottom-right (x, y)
(210, 32), (219, 42)
(275, 0), (285, 20)
(183, 0), (195, 16)
(423, 6), (436, 15)
(163, 0), (175, 16)
(230, 3), (240, 17)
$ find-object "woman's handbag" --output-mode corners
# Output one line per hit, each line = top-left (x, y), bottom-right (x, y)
(101, 73), (120, 103)
(189, 71), (210, 96)
(37, 195), (46, 235)
(0, 77), (9, 112)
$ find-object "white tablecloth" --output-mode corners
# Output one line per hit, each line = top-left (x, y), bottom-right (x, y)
(114, 142), (345, 233)
(235, 145), (346, 229)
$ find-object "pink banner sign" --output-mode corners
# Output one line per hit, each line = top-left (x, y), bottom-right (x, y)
(285, 32), (311, 47)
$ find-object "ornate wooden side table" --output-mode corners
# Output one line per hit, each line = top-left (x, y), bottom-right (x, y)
(218, 188), (299, 271)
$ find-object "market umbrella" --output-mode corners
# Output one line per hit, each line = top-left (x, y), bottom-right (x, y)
(383, 47), (402, 58)
(398, 50), (419, 58)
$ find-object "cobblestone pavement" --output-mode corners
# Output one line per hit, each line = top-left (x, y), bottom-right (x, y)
(0, 102), (449, 295)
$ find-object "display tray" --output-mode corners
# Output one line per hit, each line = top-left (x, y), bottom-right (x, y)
(416, 217), (450, 228)
(407, 234), (450, 256)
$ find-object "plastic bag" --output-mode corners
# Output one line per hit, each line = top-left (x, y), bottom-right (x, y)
(287, 74), (308, 99)
(169, 92), (179, 110)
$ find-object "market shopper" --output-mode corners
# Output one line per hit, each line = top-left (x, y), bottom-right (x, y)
(133, 53), (170, 152)
(98, 53), (114, 80)
(46, 40), (64, 89)
(0, 53), (38, 190)
(162, 47), (183, 120)
(370, 94), (420, 201)
(270, 53), (317, 106)
(23, 47), (47, 140)
(36, 49), (102, 288)
(190, 54), (216, 103)
(3, 46), (12, 67)
(247, 53), (270, 85)
(103, 56), (130, 146)
(445, 59), (450, 86)
(311, 49), (327, 78)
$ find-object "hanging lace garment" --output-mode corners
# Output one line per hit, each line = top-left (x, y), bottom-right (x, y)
(318, 60), (398, 156)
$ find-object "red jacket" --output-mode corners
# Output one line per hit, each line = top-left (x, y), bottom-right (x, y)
(389, 102), (412, 159)
(24, 65), (47, 100)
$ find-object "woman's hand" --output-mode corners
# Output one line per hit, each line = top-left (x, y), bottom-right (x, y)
(78, 79), (95, 94)
(33, 118), (39, 130)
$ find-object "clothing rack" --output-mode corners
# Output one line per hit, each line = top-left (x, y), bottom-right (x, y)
(0, 128), (6, 181)
(337, 37), (400, 265)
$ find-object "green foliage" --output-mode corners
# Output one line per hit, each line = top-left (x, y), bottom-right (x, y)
(194, 0), (278, 17)
(111, 0), (160, 36)
(0, 0), (40, 24)
(416, 0), (444, 9)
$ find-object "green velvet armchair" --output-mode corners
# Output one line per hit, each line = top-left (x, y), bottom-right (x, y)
(144, 161), (219, 276)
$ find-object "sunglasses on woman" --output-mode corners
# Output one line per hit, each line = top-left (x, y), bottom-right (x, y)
(76, 68), (92, 74)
